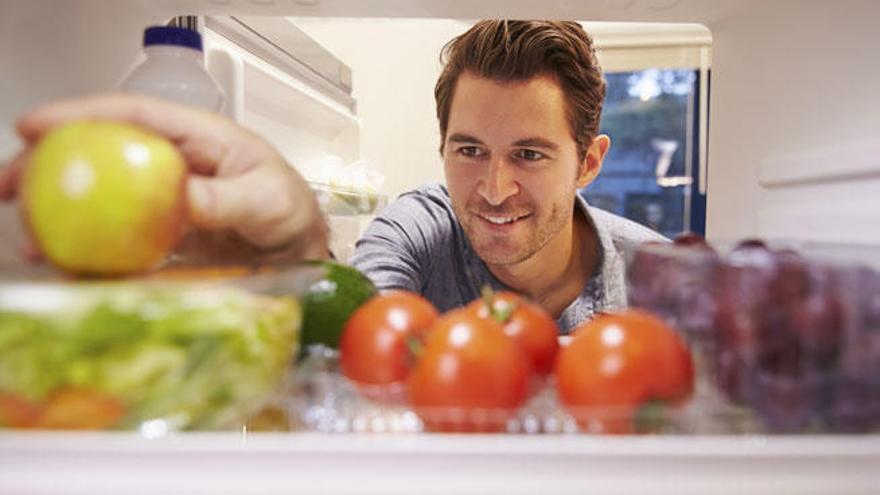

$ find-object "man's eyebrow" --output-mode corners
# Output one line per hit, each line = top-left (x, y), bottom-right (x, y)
(447, 133), (484, 144)
(448, 134), (560, 150)
(513, 137), (559, 150)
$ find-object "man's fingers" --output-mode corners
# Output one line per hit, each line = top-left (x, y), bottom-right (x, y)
(0, 149), (29, 200)
(186, 166), (321, 249)
(16, 93), (266, 176)
(19, 238), (44, 264)
(18, 93), (218, 143)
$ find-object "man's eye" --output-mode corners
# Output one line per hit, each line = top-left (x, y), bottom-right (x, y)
(458, 146), (484, 158)
(514, 149), (546, 161)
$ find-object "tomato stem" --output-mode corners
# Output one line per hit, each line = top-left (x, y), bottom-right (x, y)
(480, 285), (494, 312)
(633, 400), (667, 433)
(479, 285), (517, 324)
(406, 335), (424, 359)
(493, 304), (515, 324)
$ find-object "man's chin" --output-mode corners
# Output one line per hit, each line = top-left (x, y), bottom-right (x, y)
(472, 245), (532, 266)
(462, 223), (536, 265)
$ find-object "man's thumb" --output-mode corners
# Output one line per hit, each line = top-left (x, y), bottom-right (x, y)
(186, 176), (244, 231)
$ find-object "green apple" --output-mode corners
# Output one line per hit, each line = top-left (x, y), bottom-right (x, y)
(22, 121), (186, 276)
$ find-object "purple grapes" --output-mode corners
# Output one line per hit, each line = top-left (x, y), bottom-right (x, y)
(627, 237), (718, 344)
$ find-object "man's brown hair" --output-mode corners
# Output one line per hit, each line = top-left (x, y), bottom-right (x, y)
(435, 20), (605, 161)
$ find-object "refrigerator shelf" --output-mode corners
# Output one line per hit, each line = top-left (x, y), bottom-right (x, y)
(0, 431), (877, 495)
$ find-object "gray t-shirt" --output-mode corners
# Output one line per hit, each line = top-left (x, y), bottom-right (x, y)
(349, 183), (666, 334)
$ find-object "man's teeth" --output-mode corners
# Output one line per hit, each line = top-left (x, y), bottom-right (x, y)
(484, 215), (522, 225)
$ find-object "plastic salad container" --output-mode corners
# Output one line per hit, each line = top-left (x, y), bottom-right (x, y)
(0, 255), (322, 433)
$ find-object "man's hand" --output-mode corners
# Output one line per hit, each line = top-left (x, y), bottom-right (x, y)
(0, 93), (329, 264)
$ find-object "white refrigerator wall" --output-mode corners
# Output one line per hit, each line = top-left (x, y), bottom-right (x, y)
(706, 0), (880, 245)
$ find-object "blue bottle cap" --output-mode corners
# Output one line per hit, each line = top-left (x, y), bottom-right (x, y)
(143, 26), (203, 51)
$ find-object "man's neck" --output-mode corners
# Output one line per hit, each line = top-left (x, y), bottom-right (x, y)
(486, 207), (599, 318)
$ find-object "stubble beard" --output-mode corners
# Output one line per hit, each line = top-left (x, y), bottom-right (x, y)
(456, 196), (571, 267)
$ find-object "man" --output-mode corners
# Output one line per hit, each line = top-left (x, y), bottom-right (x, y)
(349, 20), (665, 333)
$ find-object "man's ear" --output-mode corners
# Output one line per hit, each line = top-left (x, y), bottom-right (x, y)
(577, 134), (610, 188)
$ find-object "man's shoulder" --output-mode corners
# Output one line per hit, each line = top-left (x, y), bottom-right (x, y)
(351, 182), (472, 299)
(402, 182), (452, 204)
(361, 182), (459, 245)
(587, 205), (669, 245)
(382, 183), (453, 216)
(369, 183), (457, 233)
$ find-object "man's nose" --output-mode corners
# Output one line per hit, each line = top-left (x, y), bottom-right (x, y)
(477, 156), (519, 206)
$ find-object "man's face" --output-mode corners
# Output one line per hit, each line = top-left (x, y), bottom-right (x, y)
(443, 72), (594, 267)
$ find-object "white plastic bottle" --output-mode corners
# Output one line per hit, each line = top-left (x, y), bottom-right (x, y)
(120, 26), (224, 112)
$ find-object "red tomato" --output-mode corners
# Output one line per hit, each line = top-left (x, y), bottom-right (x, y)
(468, 291), (559, 375)
(0, 392), (43, 428)
(407, 309), (531, 432)
(555, 310), (694, 434)
(340, 290), (439, 395)
(36, 387), (126, 430)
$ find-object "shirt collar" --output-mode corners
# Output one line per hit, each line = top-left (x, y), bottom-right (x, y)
(573, 194), (629, 313)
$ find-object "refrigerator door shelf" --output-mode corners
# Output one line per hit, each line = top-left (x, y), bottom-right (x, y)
(203, 16), (360, 182)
